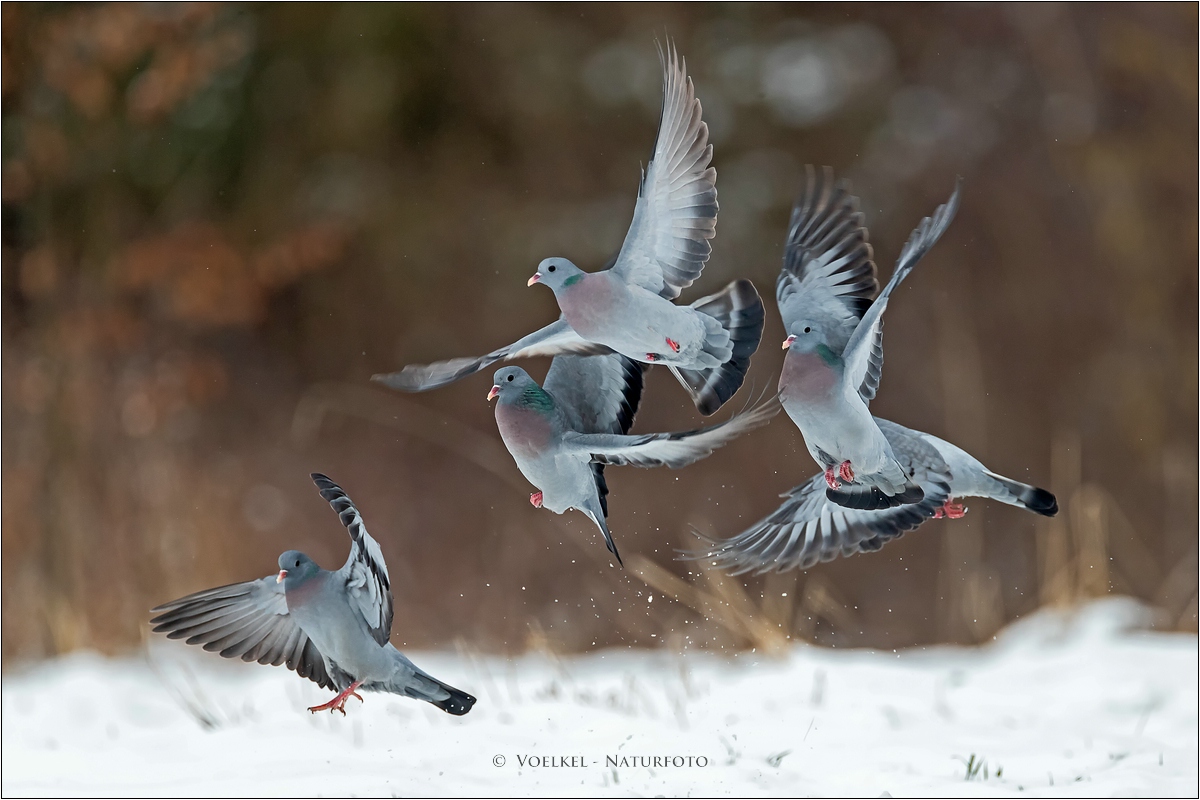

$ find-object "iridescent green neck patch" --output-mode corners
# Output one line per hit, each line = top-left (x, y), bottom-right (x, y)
(562, 274), (584, 288)
(815, 343), (841, 367)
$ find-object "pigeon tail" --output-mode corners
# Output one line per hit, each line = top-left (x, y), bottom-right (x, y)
(580, 502), (623, 567)
(671, 279), (765, 415)
(429, 680), (477, 716)
(984, 470), (1058, 517)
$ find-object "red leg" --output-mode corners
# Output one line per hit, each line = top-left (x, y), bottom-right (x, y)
(529, 491), (543, 509)
(838, 461), (855, 483)
(308, 680), (364, 715)
(933, 498), (967, 520)
(666, 338), (680, 353)
(645, 353), (659, 362)
(824, 466), (840, 490)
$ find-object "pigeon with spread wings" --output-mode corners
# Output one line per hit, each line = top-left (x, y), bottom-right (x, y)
(374, 42), (764, 416)
(777, 167), (960, 510)
(150, 474), (476, 716)
(689, 418), (1057, 573)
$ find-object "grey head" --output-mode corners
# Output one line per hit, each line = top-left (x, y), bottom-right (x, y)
(487, 366), (556, 412)
(277, 550), (321, 588)
(782, 320), (842, 365)
(527, 257), (586, 294)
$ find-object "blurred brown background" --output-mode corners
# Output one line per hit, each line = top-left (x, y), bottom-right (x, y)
(3, 3), (1196, 663)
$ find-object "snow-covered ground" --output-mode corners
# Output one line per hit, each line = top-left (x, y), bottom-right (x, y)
(2, 599), (1196, 798)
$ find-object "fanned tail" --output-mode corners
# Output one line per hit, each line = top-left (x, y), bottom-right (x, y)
(672, 279), (764, 415)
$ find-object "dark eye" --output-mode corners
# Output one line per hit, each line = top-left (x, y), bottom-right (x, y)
(547, 265), (556, 272)
(294, 559), (300, 567)
(507, 374), (514, 382)
(803, 326), (811, 333)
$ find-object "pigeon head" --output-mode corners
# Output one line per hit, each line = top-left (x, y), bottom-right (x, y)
(277, 550), (319, 586)
(782, 322), (839, 364)
(528, 257), (585, 293)
(488, 366), (554, 411)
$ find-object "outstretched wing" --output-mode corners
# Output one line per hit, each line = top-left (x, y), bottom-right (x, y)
(312, 473), (393, 648)
(562, 393), (779, 469)
(372, 319), (612, 393)
(150, 578), (334, 689)
(686, 418), (952, 573)
(843, 179), (961, 403)
(776, 166), (878, 354)
(610, 40), (718, 300)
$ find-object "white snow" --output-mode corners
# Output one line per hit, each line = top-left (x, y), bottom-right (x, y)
(2, 599), (1196, 797)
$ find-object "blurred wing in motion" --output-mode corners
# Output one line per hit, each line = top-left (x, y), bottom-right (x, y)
(687, 475), (948, 574)
(611, 40), (718, 300)
(687, 418), (953, 573)
(563, 392), (780, 469)
(843, 179), (961, 403)
(150, 578), (334, 689)
(776, 166), (878, 354)
(311, 473), (393, 647)
(372, 318), (612, 392)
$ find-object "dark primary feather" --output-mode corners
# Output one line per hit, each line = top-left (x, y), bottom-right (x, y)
(150, 578), (334, 689)
(776, 166), (878, 353)
(311, 473), (394, 648)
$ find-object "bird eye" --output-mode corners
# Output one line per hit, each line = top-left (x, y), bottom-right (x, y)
(547, 265), (556, 272)
(803, 326), (812, 333)
(507, 375), (514, 382)
(294, 559), (300, 567)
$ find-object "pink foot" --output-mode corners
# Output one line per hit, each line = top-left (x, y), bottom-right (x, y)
(666, 337), (680, 353)
(308, 680), (364, 715)
(645, 353), (659, 362)
(824, 466), (841, 490)
(529, 491), (543, 509)
(933, 499), (967, 520)
(838, 461), (855, 483)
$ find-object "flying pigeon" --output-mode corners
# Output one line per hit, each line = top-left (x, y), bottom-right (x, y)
(150, 473), (476, 717)
(777, 166), (960, 510)
(487, 353), (779, 565)
(689, 417), (1057, 573)
(373, 42), (765, 416)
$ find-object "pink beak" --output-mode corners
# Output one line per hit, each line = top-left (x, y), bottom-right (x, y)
(782, 334), (797, 350)
(487, 385), (500, 401)
(276, 569), (287, 583)
(527, 273), (541, 286)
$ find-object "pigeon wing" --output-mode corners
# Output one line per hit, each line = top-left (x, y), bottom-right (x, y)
(687, 418), (952, 573)
(610, 40), (718, 300)
(312, 473), (394, 648)
(562, 393), (779, 469)
(544, 353), (645, 518)
(544, 353), (644, 436)
(843, 179), (961, 403)
(150, 578), (334, 689)
(373, 318), (612, 392)
(776, 166), (878, 355)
